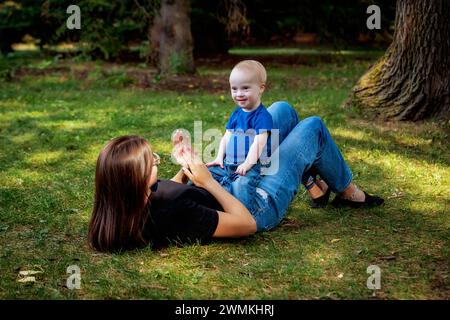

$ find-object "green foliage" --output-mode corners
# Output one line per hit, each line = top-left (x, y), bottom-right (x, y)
(169, 52), (194, 74)
(51, 0), (150, 60)
(0, 0), (53, 53)
(102, 71), (136, 87)
(241, 0), (396, 47)
(1, 0), (396, 61)
(0, 55), (15, 81)
(0, 0), (152, 60)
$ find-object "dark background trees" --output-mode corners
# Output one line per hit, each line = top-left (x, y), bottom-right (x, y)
(4, 1), (448, 121)
(0, 0), (395, 58)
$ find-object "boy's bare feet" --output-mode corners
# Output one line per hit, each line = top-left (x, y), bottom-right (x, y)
(171, 129), (191, 168)
(171, 129), (201, 168)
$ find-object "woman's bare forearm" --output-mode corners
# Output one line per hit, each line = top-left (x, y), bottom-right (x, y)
(203, 178), (253, 220)
(203, 178), (257, 236)
(170, 168), (189, 184)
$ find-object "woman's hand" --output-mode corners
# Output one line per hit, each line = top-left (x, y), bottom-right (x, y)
(181, 152), (214, 189)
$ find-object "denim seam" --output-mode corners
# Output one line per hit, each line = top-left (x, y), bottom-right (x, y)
(337, 170), (353, 193)
(281, 141), (307, 196)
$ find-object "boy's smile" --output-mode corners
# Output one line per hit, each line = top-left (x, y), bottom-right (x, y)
(229, 68), (265, 111)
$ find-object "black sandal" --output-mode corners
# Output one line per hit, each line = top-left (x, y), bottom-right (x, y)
(310, 186), (331, 208)
(331, 191), (384, 208)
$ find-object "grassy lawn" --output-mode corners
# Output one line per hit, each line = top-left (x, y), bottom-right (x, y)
(0, 49), (448, 299)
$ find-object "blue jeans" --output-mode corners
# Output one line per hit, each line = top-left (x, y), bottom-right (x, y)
(209, 162), (262, 213)
(244, 101), (353, 232)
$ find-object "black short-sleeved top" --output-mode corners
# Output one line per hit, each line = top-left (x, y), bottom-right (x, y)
(144, 180), (222, 247)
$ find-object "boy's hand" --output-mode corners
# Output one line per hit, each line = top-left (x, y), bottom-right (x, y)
(235, 162), (254, 176)
(206, 157), (224, 168)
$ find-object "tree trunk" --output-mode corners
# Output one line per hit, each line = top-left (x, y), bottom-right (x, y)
(350, 0), (450, 121)
(151, 0), (195, 74)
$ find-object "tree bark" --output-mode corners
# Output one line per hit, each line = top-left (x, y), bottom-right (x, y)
(151, 0), (195, 74)
(350, 0), (450, 121)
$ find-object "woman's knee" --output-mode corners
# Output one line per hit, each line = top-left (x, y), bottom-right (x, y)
(302, 116), (324, 128)
(268, 101), (295, 115)
(268, 101), (299, 125)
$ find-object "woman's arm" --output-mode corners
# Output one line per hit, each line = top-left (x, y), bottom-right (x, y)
(181, 158), (257, 237)
(170, 168), (189, 184)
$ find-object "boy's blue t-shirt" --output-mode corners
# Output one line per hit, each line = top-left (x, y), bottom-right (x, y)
(225, 103), (273, 164)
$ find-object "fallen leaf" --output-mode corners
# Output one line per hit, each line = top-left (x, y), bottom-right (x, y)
(331, 238), (341, 243)
(325, 292), (339, 300)
(18, 276), (36, 283)
(379, 255), (396, 261)
(19, 270), (43, 276)
(337, 273), (344, 279)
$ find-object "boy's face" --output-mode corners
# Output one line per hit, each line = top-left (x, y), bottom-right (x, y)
(229, 68), (265, 111)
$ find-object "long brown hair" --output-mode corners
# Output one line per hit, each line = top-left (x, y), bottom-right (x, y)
(88, 135), (153, 252)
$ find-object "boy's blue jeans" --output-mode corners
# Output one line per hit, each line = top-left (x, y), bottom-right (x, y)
(208, 162), (262, 213)
(238, 101), (353, 232)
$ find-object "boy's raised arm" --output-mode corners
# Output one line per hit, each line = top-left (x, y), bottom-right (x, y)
(206, 130), (232, 168)
(235, 131), (268, 175)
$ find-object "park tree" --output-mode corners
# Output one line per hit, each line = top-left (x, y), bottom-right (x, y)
(149, 0), (249, 74)
(349, 0), (450, 121)
(151, 0), (195, 74)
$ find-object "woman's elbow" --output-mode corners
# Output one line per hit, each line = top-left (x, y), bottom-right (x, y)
(213, 211), (257, 238)
(244, 217), (257, 236)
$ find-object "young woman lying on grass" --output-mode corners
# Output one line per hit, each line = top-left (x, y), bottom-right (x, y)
(88, 102), (384, 252)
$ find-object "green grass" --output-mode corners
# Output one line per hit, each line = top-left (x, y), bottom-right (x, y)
(229, 46), (386, 58)
(0, 49), (449, 299)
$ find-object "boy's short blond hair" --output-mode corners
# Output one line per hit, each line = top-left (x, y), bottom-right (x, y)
(232, 60), (267, 84)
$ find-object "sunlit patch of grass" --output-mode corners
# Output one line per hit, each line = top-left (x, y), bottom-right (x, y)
(39, 120), (98, 131)
(2, 168), (49, 184)
(26, 150), (64, 166)
(11, 43), (39, 51)
(229, 47), (385, 58)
